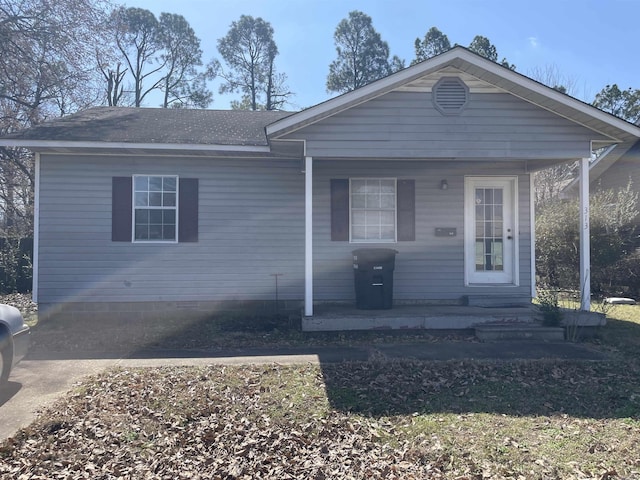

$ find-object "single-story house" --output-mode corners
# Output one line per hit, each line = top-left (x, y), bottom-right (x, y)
(2, 47), (639, 330)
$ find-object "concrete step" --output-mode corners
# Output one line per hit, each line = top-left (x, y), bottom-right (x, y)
(475, 324), (565, 342)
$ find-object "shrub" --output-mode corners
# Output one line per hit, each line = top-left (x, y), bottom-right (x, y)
(536, 288), (563, 326)
(536, 181), (639, 296)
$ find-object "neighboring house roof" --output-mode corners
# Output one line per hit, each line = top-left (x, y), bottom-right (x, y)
(1, 107), (293, 155)
(267, 46), (640, 146)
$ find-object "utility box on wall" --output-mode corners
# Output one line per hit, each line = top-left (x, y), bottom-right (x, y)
(435, 227), (457, 237)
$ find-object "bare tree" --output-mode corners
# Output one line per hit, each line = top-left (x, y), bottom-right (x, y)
(528, 64), (580, 97)
(0, 0), (111, 291)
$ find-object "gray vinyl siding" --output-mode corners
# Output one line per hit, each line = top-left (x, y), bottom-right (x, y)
(38, 155), (531, 306)
(284, 91), (600, 160)
(312, 160), (532, 302)
(37, 155), (305, 304)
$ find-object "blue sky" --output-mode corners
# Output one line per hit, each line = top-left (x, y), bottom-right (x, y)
(129, 0), (638, 110)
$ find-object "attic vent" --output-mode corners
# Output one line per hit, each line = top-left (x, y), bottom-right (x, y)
(433, 77), (469, 115)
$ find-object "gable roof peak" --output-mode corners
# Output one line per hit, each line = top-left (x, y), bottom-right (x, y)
(266, 47), (640, 143)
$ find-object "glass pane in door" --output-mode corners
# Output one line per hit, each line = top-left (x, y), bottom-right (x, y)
(474, 187), (504, 272)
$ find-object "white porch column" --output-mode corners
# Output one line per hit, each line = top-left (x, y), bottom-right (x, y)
(579, 157), (591, 311)
(32, 153), (40, 303)
(304, 156), (313, 317)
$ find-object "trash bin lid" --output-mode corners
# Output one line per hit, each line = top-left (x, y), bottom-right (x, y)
(352, 248), (398, 262)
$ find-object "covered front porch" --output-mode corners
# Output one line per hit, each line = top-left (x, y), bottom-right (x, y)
(263, 48), (640, 330)
(303, 302), (606, 336)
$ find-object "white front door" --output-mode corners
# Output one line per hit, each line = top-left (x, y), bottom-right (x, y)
(464, 177), (518, 285)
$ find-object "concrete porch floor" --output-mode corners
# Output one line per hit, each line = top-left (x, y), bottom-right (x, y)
(302, 303), (606, 332)
(303, 303), (538, 331)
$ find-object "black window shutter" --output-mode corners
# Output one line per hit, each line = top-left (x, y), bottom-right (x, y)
(112, 177), (132, 242)
(397, 179), (415, 241)
(179, 178), (198, 242)
(330, 179), (349, 241)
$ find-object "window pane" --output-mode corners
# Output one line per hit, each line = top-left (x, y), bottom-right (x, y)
(149, 192), (162, 206)
(352, 211), (366, 225)
(380, 225), (394, 239)
(135, 225), (148, 240)
(365, 210), (380, 225)
(149, 176), (163, 191)
(351, 194), (365, 208)
(134, 176), (148, 191)
(485, 205), (493, 221)
(135, 192), (148, 207)
(380, 180), (395, 193)
(475, 241), (485, 270)
(352, 226), (366, 240)
(135, 209), (149, 224)
(364, 181), (379, 194)
(163, 225), (176, 240)
(163, 210), (176, 224)
(493, 240), (504, 271)
(380, 211), (394, 225)
(163, 177), (176, 191)
(163, 192), (176, 207)
(380, 194), (395, 208)
(149, 224), (163, 239)
(365, 194), (379, 208)
(366, 226), (379, 240)
(149, 210), (163, 223)
(485, 189), (494, 204)
(351, 180), (366, 194)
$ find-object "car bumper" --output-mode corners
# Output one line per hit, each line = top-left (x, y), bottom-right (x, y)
(12, 325), (30, 366)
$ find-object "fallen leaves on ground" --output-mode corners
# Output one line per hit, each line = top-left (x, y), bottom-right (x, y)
(2, 360), (640, 479)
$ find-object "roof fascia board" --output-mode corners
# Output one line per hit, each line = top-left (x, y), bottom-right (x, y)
(267, 47), (640, 141)
(0, 139), (271, 153)
(456, 59), (640, 140)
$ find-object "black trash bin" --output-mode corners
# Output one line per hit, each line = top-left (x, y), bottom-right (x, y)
(352, 248), (398, 309)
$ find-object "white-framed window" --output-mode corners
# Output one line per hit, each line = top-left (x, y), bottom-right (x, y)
(133, 175), (178, 242)
(350, 178), (397, 243)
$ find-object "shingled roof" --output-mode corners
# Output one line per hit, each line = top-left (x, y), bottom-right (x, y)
(3, 107), (294, 146)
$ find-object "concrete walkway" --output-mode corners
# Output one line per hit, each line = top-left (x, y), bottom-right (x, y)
(0, 341), (606, 441)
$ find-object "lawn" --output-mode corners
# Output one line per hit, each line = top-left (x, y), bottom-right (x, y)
(2, 303), (640, 479)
